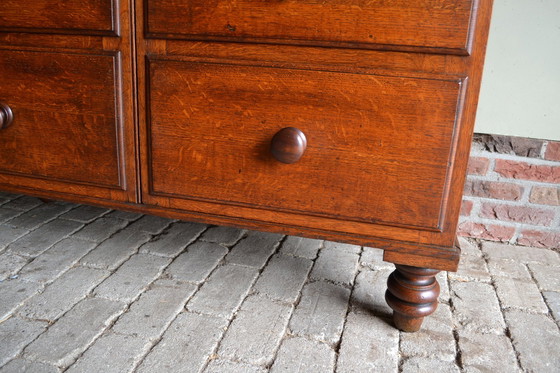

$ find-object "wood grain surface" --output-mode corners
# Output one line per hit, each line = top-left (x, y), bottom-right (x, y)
(145, 60), (463, 230)
(0, 0), (495, 272)
(0, 0), (115, 35)
(146, 0), (475, 53)
(0, 50), (123, 188)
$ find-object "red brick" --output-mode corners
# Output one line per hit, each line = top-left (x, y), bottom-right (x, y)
(545, 141), (560, 161)
(467, 157), (490, 175)
(457, 221), (515, 242)
(480, 203), (556, 226)
(518, 230), (560, 249)
(494, 159), (560, 183)
(463, 179), (523, 201)
(461, 200), (474, 216)
(529, 186), (560, 206)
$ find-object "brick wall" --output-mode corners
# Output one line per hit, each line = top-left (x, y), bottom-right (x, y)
(459, 134), (560, 248)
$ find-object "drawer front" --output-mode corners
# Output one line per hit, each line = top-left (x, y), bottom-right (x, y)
(0, 0), (115, 35)
(146, 60), (464, 231)
(146, 0), (476, 53)
(0, 50), (124, 190)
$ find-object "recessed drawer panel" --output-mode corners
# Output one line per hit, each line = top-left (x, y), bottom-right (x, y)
(0, 50), (123, 189)
(0, 0), (115, 35)
(146, 60), (464, 231)
(146, 0), (476, 53)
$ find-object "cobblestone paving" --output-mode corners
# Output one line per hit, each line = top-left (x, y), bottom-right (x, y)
(0, 192), (559, 372)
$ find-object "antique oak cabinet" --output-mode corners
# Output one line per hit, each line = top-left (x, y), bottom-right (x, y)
(0, 1), (493, 331)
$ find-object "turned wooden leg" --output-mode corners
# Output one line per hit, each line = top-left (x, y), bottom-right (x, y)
(385, 265), (440, 332)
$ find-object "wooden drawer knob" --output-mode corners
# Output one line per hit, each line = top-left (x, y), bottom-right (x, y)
(270, 127), (307, 164)
(0, 102), (14, 129)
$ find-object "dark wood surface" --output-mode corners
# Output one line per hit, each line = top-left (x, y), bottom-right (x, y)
(134, 0), (493, 264)
(146, 0), (475, 54)
(0, 0), (494, 331)
(270, 127), (308, 165)
(0, 0), (116, 35)
(386, 265), (441, 332)
(0, 50), (121, 187)
(0, 0), (137, 202)
(145, 59), (461, 231)
(0, 101), (13, 129)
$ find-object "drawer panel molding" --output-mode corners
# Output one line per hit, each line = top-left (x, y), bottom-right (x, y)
(144, 59), (467, 232)
(0, 0), (117, 36)
(0, 49), (125, 190)
(146, 0), (477, 54)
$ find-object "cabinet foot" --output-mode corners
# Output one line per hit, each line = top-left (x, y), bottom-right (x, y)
(385, 264), (440, 332)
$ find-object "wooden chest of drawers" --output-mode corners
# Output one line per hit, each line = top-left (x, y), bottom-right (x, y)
(0, 0), (493, 332)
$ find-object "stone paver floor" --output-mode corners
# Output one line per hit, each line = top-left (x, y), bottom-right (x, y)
(0, 192), (559, 372)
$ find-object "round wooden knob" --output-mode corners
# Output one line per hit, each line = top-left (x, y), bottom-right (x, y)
(0, 102), (14, 129)
(270, 127), (307, 164)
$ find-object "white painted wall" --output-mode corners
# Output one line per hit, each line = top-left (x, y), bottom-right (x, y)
(475, 0), (560, 141)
